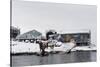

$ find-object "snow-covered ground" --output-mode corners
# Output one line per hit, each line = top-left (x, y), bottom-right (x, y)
(11, 41), (96, 54)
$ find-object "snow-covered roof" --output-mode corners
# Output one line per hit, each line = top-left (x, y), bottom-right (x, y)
(16, 30), (42, 39)
(58, 29), (90, 34)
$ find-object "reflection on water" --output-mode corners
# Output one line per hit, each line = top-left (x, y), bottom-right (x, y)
(11, 51), (96, 67)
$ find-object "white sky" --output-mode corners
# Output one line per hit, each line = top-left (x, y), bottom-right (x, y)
(12, 0), (97, 45)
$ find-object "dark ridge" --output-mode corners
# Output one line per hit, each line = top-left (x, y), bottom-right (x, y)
(11, 50), (96, 56)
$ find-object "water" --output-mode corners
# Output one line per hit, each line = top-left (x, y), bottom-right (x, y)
(11, 51), (96, 67)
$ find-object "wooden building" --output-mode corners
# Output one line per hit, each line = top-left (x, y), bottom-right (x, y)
(59, 30), (91, 46)
(16, 30), (42, 42)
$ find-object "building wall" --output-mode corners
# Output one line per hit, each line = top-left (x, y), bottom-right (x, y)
(60, 33), (90, 46)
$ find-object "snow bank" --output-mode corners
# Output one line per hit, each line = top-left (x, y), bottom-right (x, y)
(11, 41), (96, 54)
(11, 41), (40, 53)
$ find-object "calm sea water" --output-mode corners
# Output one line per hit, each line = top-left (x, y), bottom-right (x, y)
(11, 51), (96, 67)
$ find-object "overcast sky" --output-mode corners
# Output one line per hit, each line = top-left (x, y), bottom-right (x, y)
(12, 0), (97, 44)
